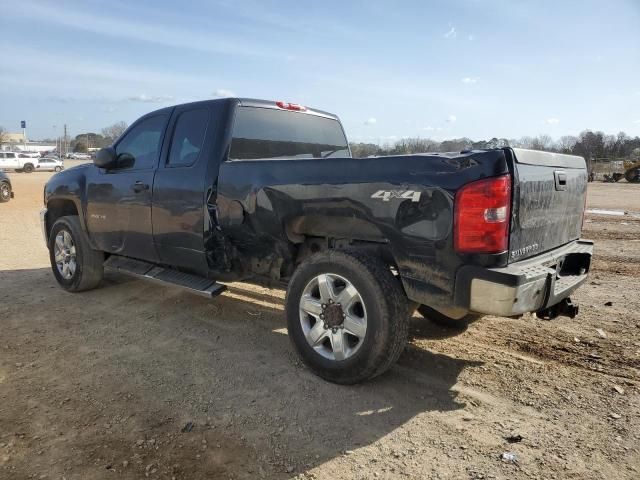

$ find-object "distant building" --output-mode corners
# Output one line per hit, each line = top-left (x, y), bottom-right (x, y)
(1, 131), (26, 148)
(1, 132), (55, 153)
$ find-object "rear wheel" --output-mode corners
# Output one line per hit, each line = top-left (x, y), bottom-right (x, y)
(0, 182), (11, 202)
(286, 250), (410, 384)
(23, 163), (34, 173)
(418, 304), (479, 329)
(54, 166), (62, 172)
(48, 216), (104, 292)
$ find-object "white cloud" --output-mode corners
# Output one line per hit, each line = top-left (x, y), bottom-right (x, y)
(446, 115), (457, 123)
(545, 118), (560, 125)
(468, 34), (475, 41)
(213, 89), (236, 98)
(364, 117), (377, 125)
(461, 77), (478, 84)
(10, 0), (282, 60)
(128, 94), (175, 103)
(634, 119), (640, 124)
(444, 27), (457, 39)
(423, 126), (434, 131)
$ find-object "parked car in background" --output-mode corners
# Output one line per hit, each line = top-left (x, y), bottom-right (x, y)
(69, 152), (91, 160)
(36, 158), (64, 172)
(0, 171), (13, 202)
(19, 152), (42, 159)
(0, 151), (37, 173)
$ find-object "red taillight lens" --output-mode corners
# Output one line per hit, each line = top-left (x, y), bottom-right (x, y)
(275, 101), (307, 111)
(454, 174), (512, 254)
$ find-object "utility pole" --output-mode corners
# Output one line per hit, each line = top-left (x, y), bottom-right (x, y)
(64, 124), (68, 157)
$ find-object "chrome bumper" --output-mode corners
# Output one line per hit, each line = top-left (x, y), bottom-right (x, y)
(455, 239), (594, 317)
(40, 208), (48, 246)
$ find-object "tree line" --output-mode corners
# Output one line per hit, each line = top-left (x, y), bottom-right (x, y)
(67, 121), (128, 152)
(350, 130), (640, 162)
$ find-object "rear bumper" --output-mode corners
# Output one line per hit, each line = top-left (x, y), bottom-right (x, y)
(454, 239), (594, 317)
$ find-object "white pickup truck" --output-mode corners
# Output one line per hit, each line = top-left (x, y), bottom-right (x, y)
(0, 151), (38, 173)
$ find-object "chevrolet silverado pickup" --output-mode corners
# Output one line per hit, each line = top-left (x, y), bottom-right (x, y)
(41, 98), (593, 384)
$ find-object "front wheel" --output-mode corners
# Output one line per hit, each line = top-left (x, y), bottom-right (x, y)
(286, 250), (410, 384)
(0, 182), (11, 202)
(48, 216), (104, 292)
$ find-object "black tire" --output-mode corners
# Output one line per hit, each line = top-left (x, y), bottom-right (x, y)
(23, 163), (34, 173)
(417, 304), (479, 329)
(0, 182), (11, 202)
(48, 215), (104, 292)
(54, 166), (62, 172)
(286, 250), (410, 384)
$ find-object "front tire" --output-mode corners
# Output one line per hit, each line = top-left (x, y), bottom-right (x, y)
(48, 216), (104, 292)
(286, 250), (410, 384)
(0, 182), (11, 202)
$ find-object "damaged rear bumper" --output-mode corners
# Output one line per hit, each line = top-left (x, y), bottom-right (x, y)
(454, 239), (594, 317)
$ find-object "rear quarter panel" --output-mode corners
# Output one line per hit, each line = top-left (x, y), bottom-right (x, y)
(216, 150), (510, 306)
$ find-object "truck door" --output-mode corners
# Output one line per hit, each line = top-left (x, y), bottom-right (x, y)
(151, 105), (213, 275)
(5, 152), (19, 169)
(86, 113), (169, 262)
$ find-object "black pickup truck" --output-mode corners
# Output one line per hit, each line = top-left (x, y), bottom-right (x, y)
(41, 98), (593, 383)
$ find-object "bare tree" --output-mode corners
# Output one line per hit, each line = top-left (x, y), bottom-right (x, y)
(0, 126), (6, 145)
(556, 135), (578, 153)
(101, 121), (128, 143)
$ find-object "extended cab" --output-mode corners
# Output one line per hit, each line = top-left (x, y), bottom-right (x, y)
(41, 98), (593, 383)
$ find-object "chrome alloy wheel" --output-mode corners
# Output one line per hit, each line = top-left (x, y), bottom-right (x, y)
(54, 230), (77, 279)
(299, 273), (367, 361)
(0, 183), (10, 201)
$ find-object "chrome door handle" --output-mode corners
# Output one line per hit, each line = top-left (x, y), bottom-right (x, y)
(133, 181), (149, 193)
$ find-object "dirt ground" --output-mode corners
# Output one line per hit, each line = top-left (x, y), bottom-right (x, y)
(1, 171), (638, 480)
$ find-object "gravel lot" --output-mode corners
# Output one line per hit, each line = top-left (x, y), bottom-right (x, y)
(1, 170), (639, 479)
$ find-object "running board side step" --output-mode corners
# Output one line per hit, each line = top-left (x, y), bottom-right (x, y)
(104, 256), (226, 298)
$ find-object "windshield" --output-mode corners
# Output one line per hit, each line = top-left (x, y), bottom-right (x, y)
(229, 106), (350, 160)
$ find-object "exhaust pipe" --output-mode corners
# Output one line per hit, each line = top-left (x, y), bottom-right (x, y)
(536, 298), (579, 320)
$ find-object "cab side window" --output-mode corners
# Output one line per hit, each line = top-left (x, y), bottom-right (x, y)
(115, 115), (167, 170)
(167, 108), (209, 167)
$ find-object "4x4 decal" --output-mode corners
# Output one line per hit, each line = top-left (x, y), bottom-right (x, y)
(371, 190), (421, 202)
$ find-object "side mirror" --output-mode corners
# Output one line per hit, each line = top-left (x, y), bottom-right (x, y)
(117, 152), (135, 169)
(94, 147), (117, 169)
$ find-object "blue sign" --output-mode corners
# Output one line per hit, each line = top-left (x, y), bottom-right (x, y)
(20, 120), (26, 129)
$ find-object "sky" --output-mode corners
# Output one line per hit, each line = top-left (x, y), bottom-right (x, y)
(1, 0), (639, 143)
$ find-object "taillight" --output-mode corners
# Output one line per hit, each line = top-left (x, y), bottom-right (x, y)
(454, 174), (512, 254)
(275, 101), (307, 111)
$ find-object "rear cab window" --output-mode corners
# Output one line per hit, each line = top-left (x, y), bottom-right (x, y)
(167, 108), (209, 167)
(229, 107), (350, 160)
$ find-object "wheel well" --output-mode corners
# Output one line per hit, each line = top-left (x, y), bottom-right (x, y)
(46, 199), (79, 237)
(293, 236), (396, 271)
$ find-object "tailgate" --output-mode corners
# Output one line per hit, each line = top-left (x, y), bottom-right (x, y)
(507, 148), (587, 262)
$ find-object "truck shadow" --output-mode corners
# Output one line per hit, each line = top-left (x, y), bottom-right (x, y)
(2, 268), (484, 479)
